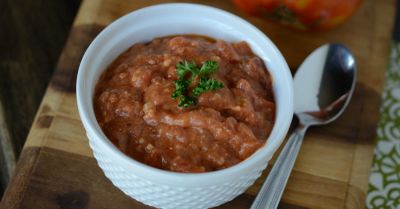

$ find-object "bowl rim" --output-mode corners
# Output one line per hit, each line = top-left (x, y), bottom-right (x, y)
(77, 3), (294, 183)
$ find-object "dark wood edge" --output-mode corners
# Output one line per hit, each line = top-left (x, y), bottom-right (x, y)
(0, 22), (104, 208)
(0, 100), (16, 195)
(393, 0), (400, 42)
(0, 147), (42, 209)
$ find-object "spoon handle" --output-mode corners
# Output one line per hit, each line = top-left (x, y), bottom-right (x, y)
(251, 126), (307, 209)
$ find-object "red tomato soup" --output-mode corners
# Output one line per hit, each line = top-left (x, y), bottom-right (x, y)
(94, 35), (275, 172)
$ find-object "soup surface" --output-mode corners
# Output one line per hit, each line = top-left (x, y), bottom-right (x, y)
(94, 35), (275, 172)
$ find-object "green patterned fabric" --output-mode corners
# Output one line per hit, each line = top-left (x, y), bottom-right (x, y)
(366, 42), (400, 209)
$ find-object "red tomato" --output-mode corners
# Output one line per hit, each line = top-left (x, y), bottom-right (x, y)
(233, 0), (363, 30)
(233, 0), (280, 15)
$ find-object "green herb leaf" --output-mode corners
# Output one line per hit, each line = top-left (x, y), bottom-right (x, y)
(176, 60), (197, 78)
(192, 77), (224, 97)
(171, 60), (224, 108)
(177, 95), (197, 108)
(199, 60), (219, 76)
(171, 78), (189, 99)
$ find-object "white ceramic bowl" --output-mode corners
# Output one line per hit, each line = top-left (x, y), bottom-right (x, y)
(77, 3), (293, 209)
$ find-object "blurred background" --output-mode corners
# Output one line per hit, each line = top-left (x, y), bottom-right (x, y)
(0, 0), (81, 197)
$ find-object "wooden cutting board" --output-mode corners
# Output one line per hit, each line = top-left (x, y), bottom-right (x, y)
(0, 0), (396, 208)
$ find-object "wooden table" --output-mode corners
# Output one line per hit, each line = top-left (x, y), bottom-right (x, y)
(0, 0), (396, 208)
(0, 0), (81, 195)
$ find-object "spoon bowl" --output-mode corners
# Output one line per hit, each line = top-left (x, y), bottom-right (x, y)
(251, 44), (356, 209)
(295, 44), (356, 126)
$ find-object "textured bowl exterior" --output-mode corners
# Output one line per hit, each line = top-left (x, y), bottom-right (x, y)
(77, 3), (293, 209)
(88, 134), (269, 209)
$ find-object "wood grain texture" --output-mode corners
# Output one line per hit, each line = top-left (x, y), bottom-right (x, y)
(0, 0), (81, 195)
(1, 147), (306, 209)
(0, 0), (81, 157)
(1, 0), (397, 208)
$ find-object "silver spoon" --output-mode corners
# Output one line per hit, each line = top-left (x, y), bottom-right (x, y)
(251, 44), (356, 209)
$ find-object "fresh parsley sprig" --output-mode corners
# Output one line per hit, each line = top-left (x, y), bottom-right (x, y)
(171, 60), (224, 108)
